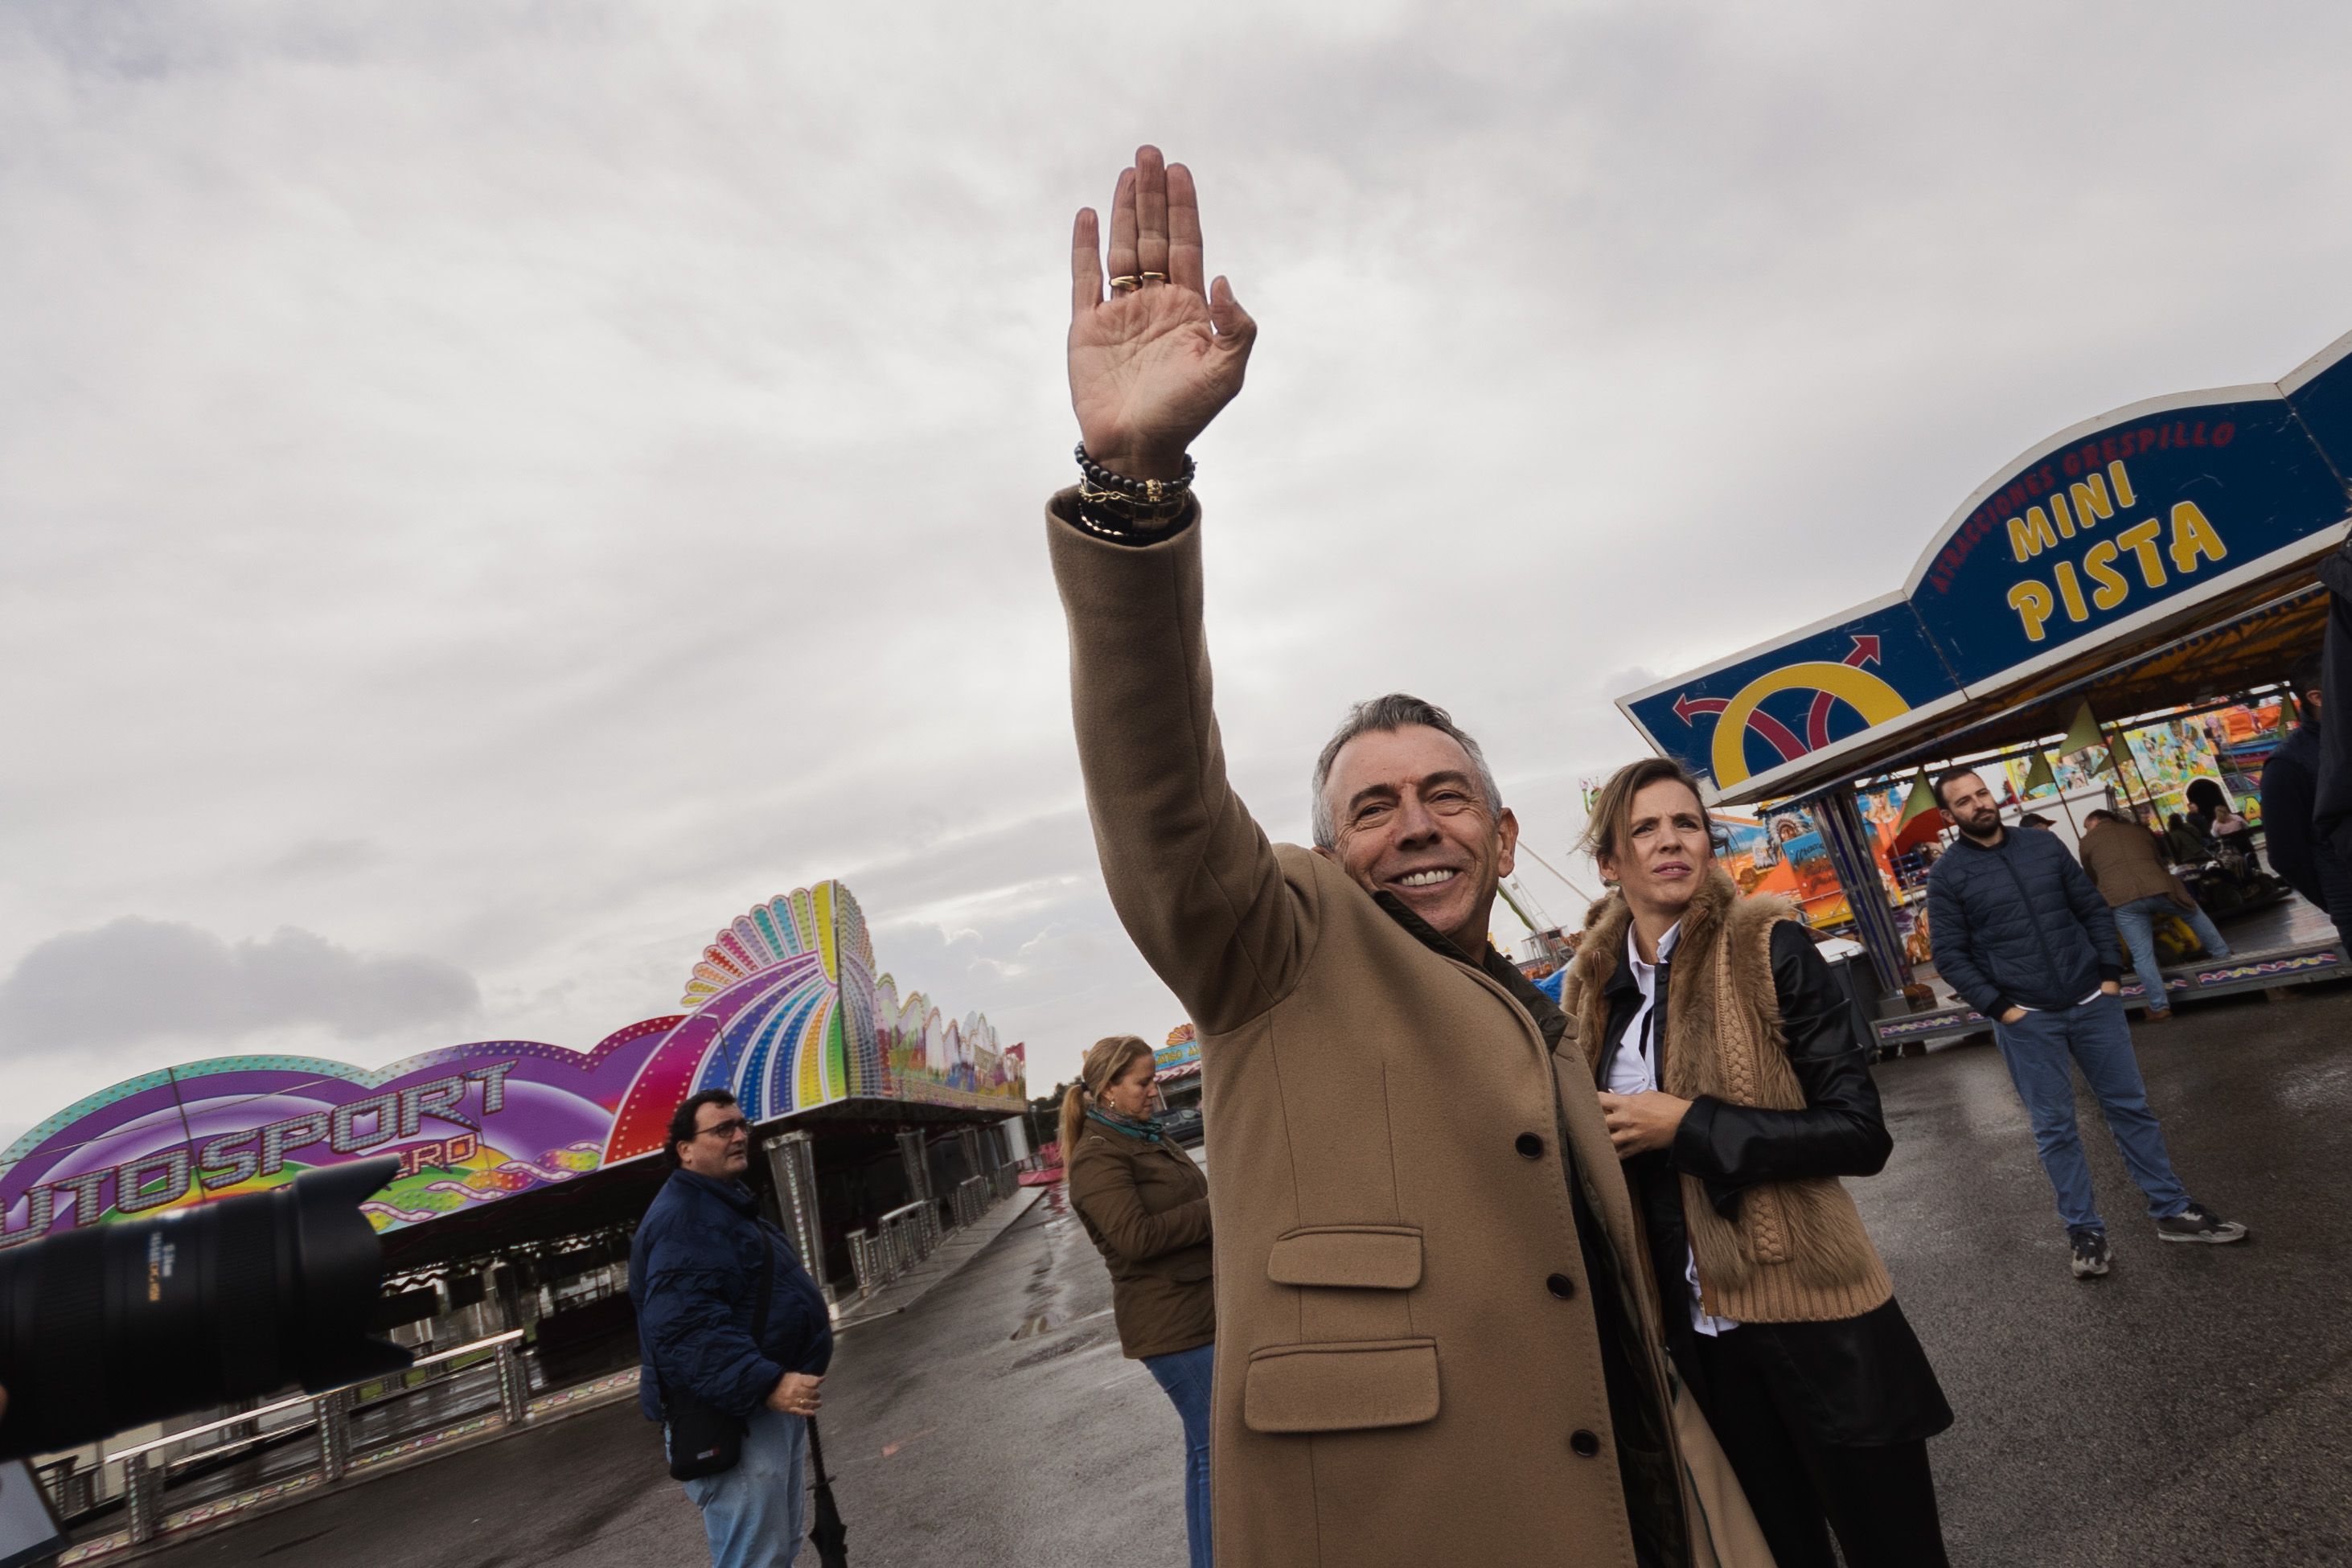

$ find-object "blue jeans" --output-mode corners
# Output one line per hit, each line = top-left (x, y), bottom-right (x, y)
(1992, 994), (2190, 1233)
(2110, 893), (2230, 1009)
(1143, 1341), (1214, 1568)
(678, 1407), (807, 1568)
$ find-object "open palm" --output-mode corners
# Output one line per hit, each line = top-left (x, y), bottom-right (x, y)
(1068, 149), (1256, 482)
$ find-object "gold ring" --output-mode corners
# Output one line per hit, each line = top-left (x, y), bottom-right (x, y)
(1140, 272), (1167, 285)
(1108, 275), (1140, 293)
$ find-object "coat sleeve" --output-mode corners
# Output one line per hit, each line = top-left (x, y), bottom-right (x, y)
(1047, 495), (1311, 1035)
(2054, 837), (2123, 981)
(1926, 863), (2009, 1018)
(1067, 1141), (1212, 1265)
(637, 1225), (783, 1420)
(2263, 742), (2325, 909)
(1672, 922), (1893, 1212)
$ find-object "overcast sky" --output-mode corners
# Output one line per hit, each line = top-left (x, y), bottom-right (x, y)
(5, 0), (2350, 1142)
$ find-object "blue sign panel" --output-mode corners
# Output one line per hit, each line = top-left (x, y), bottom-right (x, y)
(1619, 600), (1960, 794)
(1909, 394), (2350, 690)
(1621, 330), (2352, 800)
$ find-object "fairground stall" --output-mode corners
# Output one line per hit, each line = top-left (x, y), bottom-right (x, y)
(1618, 329), (2352, 1049)
(0, 881), (1031, 1545)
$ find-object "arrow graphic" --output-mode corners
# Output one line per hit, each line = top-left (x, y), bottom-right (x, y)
(1676, 689), (1808, 757)
(1806, 635), (1884, 749)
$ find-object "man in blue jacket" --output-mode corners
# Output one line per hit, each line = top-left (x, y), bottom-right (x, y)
(1925, 769), (2247, 1281)
(2260, 651), (2352, 948)
(631, 1090), (833, 1567)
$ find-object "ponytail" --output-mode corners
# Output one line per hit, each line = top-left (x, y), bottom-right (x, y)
(1057, 1034), (1155, 1166)
(1056, 1081), (1089, 1167)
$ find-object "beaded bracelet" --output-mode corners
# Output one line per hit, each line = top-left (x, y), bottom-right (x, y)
(1074, 442), (1195, 507)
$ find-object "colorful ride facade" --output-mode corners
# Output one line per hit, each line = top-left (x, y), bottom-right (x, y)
(0, 881), (1026, 1247)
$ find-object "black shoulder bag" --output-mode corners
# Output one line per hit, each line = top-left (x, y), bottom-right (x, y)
(662, 1233), (776, 1482)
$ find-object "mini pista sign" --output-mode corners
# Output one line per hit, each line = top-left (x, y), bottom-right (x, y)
(1620, 329), (2352, 802)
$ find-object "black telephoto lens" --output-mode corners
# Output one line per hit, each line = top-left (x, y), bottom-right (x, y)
(0, 1157), (414, 1460)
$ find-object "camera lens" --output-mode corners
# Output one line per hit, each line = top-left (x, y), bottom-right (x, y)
(0, 1157), (413, 1461)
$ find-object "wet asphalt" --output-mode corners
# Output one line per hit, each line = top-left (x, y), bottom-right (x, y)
(142, 984), (2352, 1567)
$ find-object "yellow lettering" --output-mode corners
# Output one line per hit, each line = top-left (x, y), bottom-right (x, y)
(2108, 459), (2136, 507)
(2068, 474), (2116, 527)
(2008, 580), (2056, 641)
(2083, 539), (2129, 610)
(2007, 507), (2061, 562)
(2116, 519), (2167, 589)
(2050, 492), (2078, 537)
(2167, 500), (2227, 575)
(2053, 559), (2091, 622)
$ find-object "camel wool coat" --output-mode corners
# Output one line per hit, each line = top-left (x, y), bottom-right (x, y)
(1048, 495), (1771, 1568)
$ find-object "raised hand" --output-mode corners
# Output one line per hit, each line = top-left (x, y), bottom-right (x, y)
(1069, 146), (1257, 482)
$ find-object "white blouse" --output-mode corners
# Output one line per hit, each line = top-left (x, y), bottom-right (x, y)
(1613, 921), (1740, 1337)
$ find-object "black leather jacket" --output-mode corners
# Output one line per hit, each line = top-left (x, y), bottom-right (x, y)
(1606, 921), (1892, 1216)
(1606, 921), (1948, 1447)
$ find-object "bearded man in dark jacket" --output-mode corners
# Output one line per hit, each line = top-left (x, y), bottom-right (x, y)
(1924, 770), (2247, 1281)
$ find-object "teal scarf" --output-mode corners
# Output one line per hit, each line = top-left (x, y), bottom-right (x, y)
(1086, 1105), (1166, 1144)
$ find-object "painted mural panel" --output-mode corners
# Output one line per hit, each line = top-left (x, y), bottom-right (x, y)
(0, 881), (1026, 1249)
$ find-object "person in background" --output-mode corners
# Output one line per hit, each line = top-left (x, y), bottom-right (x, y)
(1062, 1035), (1214, 1568)
(1566, 757), (1952, 1568)
(2161, 811), (2212, 866)
(2185, 778), (2261, 876)
(2078, 809), (2231, 1021)
(2260, 650), (2352, 944)
(631, 1090), (833, 1568)
(2016, 813), (2055, 831)
(1926, 770), (2247, 1280)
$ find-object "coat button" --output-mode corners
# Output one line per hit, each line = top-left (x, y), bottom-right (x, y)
(1545, 1273), (1575, 1299)
(1570, 1429), (1601, 1457)
(1514, 1132), (1544, 1159)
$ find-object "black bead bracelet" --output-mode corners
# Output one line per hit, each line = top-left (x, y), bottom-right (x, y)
(1074, 442), (1195, 503)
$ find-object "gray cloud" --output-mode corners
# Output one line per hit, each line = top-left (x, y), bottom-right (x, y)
(3, 0), (2350, 1103)
(0, 917), (480, 1050)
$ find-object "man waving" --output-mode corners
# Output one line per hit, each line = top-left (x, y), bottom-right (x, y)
(1045, 147), (1764, 1568)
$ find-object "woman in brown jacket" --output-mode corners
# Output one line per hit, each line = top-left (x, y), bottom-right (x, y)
(1062, 1034), (1214, 1568)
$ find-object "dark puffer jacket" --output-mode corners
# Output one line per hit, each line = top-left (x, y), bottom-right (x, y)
(1927, 826), (2123, 1016)
(2263, 721), (2325, 909)
(630, 1169), (832, 1423)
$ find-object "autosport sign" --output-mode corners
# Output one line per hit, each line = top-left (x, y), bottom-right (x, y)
(0, 882), (1031, 1248)
(1619, 329), (2352, 799)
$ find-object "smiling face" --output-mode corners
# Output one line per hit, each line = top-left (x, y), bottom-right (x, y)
(1595, 777), (1714, 925)
(1319, 723), (1518, 954)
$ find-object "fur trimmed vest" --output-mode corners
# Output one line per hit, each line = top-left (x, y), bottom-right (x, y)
(1564, 868), (1895, 1324)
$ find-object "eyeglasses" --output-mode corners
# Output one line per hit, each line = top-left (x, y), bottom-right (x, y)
(693, 1117), (751, 1141)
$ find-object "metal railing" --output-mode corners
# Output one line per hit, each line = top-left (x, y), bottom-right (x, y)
(951, 1175), (987, 1229)
(49, 1330), (529, 1547)
(845, 1157), (1021, 1301)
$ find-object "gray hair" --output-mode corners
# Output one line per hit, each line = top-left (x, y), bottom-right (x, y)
(1309, 693), (1504, 851)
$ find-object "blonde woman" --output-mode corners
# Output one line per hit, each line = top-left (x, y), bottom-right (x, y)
(1061, 1034), (1214, 1567)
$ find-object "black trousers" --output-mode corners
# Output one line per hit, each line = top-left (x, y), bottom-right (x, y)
(1689, 1328), (1949, 1568)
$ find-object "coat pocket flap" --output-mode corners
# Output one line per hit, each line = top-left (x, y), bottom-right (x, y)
(1242, 1338), (1440, 1434)
(1266, 1225), (1422, 1289)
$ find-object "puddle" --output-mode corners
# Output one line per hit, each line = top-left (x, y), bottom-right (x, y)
(1009, 1331), (1101, 1370)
